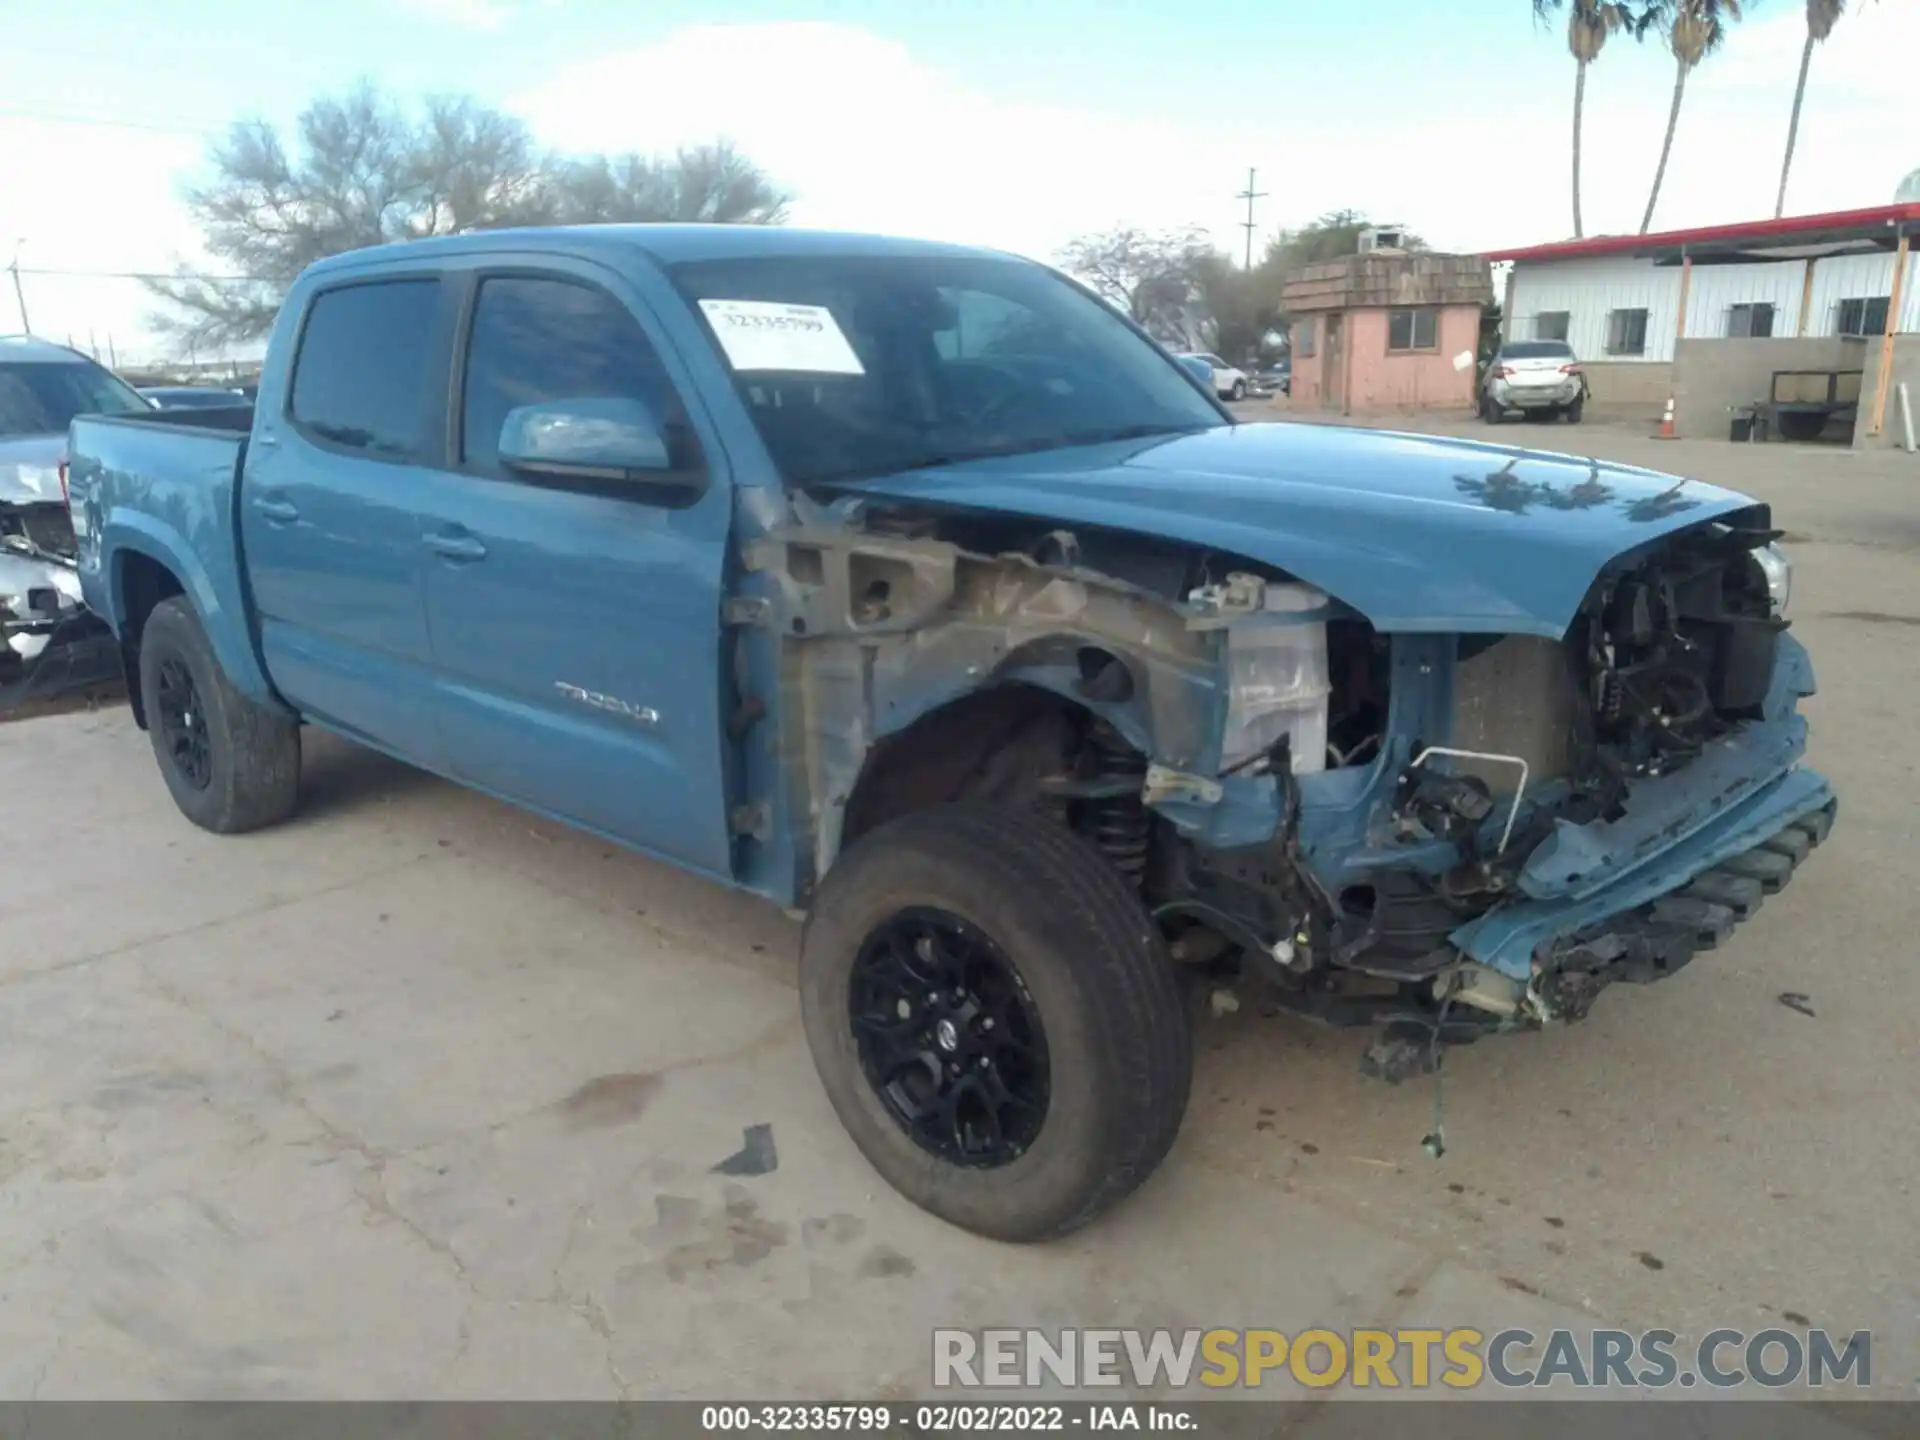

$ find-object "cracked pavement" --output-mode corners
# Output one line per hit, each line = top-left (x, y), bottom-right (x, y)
(0, 426), (1915, 1404)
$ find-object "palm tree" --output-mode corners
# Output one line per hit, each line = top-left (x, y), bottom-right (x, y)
(1533, 0), (1633, 238)
(1776, 1), (1869, 218)
(1641, 0), (1743, 234)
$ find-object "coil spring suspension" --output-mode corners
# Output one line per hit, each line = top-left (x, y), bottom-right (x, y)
(1600, 670), (1624, 725)
(1088, 725), (1149, 887)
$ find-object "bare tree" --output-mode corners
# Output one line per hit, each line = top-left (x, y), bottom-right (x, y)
(147, 82), (790, 350)
(550, 142), (789, 225)
(1192, 253), (1287, 366)
(1057, 227), (1214, 343)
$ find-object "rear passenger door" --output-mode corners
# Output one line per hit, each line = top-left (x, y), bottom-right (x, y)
(413, 264), (736, 879)
(243, 275), (447, 765)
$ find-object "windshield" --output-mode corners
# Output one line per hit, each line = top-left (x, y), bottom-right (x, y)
(1500, 341), (1575, 360)
(668, 254), (1226, 485)
(0, 359), (151, 437)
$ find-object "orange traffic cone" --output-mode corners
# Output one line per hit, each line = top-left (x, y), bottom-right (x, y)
(1655, 397), (1677, 439)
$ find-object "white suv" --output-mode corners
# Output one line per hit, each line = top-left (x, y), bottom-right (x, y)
(1179, 353), (1249, 401)
(1481, 340), (1586, 424)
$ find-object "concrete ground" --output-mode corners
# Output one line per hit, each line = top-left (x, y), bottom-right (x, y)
(2, 415), (1916, 1408)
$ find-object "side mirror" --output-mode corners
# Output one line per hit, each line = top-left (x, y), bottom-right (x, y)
(498, 398), (677, 482)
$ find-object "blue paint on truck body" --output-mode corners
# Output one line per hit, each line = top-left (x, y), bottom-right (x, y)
(66, 223), (1832, 1027)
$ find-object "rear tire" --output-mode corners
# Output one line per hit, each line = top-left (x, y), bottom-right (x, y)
(138, 597), (301, 834)
(1481, 395), (1504, 424)
(1565, 398), (1584, 424)
(801, 803), (1192, 1242)
(1230, 379), (1248, 401)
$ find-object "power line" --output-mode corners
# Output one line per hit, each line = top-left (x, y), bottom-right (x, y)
(17, 265), (271, 283)
(0, 103), (224, 138)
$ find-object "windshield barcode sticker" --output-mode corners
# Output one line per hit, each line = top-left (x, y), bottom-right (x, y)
(698, 300), (865, 375)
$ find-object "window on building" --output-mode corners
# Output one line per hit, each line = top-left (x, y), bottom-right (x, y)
(1295, 318), (1316, 358)
(1727, 303), (1775, 339)
(1386, 308), (1438, 352)
(461, 275), (691, 481)
(1605, 308), (1649, 356)
(1534, 311), (1570, 342)
(1837, 296), (1891, 337)
(290, 279), (441, 460)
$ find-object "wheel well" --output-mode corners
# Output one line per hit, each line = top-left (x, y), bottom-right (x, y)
(839, 684), (1083, 853)
(117, 551), (185, 728)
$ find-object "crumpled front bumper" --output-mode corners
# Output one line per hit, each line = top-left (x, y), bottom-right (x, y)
(1451, 765), (1836, 987)
(1, 548), (121, 709)
(1449, 627), (1831, 983)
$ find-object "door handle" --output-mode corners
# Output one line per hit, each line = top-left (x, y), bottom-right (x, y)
(423, 531), (488, 562)
(253, 498), (299, 523)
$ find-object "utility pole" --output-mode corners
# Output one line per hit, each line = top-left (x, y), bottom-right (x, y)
(7, 241), (28, 334)
(1235, 168), (1268, 270)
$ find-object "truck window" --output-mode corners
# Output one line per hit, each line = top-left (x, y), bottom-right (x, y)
(669, 253), (1225, 487)
(288, 279), (441, 461)
(460, 275), (690, 482)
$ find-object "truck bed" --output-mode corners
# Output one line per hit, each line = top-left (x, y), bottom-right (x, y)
(67, 406), (274, 705)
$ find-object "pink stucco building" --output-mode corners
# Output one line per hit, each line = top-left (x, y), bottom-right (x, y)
(1283, 252), (1493, 415)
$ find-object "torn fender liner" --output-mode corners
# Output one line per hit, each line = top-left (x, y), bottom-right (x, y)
(828, 422), (1759, 639)
(1451, 765), (1836, 979)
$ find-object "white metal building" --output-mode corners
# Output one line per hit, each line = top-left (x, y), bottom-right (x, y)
(1502, 249), (1917, 364)
(1486, 204), (1920, 445)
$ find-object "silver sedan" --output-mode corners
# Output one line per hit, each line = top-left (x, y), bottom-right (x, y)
(1481, 340), (1587, 424)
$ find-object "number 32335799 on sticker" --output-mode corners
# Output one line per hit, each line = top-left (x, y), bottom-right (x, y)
(697, 298), (865, 375)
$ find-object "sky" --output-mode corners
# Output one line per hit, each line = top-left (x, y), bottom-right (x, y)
(2, 0), (1916, 364)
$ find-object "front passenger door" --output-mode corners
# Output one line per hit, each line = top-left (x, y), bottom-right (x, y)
(415, 268), (736, 879)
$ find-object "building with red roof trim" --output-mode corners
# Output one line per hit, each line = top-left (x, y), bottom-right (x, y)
(1487, 205), (1919, 447)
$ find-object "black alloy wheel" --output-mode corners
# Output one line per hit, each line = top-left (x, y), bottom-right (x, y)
(154, 655), (213, 790)
(848, 907), (1051, 1168)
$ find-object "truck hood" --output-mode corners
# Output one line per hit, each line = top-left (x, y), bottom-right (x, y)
(830, 422), (1763, 637)
(0, 434), (67, 504)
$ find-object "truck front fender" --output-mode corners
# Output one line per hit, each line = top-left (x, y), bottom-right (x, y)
(739, 518), (1253, 900)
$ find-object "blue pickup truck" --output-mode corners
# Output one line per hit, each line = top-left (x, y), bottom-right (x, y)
(67, 225), (1834, 1241)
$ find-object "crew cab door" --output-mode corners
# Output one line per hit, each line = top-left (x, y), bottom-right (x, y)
(241, 274), (448, 765)
(412, 262), (735, 879)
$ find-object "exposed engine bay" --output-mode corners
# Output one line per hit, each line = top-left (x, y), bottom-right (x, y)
(751, 491), (1826, 1086)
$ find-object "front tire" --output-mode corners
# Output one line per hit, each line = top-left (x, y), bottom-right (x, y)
(138, 597), (301, 834)
(801, 804), (1192, 1242)
(1229, 379), (1247, 401)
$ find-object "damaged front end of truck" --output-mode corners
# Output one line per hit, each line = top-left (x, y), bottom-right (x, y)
(741, 432), (1835, 1081)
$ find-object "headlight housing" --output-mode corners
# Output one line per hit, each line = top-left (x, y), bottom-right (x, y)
(1751, 543), (1792, 616)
